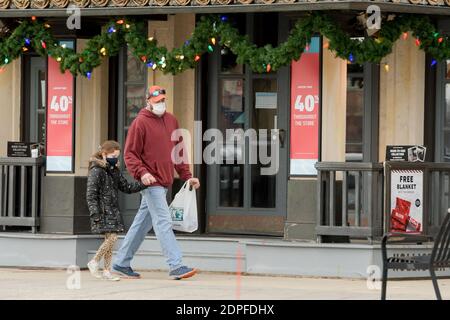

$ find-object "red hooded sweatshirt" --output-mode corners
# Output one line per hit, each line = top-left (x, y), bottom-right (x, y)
(124, 108), (192, 187)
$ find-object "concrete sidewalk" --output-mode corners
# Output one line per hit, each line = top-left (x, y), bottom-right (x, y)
(0, 268), (448, 300)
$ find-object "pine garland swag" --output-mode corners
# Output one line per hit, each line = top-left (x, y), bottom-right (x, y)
(0, 13), (448, 78)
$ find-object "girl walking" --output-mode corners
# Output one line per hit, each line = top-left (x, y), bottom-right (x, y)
(86, 140), (147, 281)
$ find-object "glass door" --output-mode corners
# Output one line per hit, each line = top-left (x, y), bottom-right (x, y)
(28, 56), (47, 147)
(205, 13), (288, 236)
(117, 46), (147, 228)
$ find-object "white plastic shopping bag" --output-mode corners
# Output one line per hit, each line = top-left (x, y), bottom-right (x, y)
(169, 181), (198, 233)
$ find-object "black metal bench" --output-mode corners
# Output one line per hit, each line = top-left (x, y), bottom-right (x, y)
(381, 209), (450, 300)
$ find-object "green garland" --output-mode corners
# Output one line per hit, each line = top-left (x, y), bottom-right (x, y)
(0, 13), (448, 78)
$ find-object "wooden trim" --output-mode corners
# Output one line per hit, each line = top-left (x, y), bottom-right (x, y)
(2, 3), (450, 18)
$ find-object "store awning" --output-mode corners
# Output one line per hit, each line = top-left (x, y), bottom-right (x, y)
(1, 0), (450, 18)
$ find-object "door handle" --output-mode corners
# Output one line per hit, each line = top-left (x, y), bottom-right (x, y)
(273, 129), (286, 148)
(279, 129), (286, 148)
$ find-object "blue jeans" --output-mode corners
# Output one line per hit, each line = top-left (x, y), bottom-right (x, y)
(114, 186), (183, 272)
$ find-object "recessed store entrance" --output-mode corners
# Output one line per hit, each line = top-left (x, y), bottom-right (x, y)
(204, 13), (288, 236)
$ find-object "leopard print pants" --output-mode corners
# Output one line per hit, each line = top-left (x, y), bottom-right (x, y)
(93, 233), (118, 271)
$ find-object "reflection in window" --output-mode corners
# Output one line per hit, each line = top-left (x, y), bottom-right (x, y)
(219, 79), (245, 208)
(446, 60), (450, 80)
(126, 85), (145, 127)
(124, 49), (146, 139)
(444, 84), (450, 161)
(346, 63), (364, 162)
(221, 49), (243, 74)
(220, 15), (245, 75)
(219, 79), (245, 134)
(37, 70), (46, 147)
(251, 78), (277, 208)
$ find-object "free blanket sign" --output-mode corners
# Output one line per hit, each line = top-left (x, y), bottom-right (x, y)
(390, 170), (424, 233)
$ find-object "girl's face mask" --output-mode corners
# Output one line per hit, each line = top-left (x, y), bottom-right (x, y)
(151, 101), (166, 116)
(104, 150), (120, 167)
(105, 157), (118, 167)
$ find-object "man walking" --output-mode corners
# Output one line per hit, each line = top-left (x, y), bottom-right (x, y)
(112, 85), (200, 280)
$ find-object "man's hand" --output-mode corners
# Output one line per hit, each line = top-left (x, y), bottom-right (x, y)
(188, 178), (200, 189)
(141, 173), (157, 186)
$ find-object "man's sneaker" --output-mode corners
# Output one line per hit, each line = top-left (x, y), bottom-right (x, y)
(169, 266), (198, 280)
(87, 259), (102, 278)
(112, 264), (141, 279)
(102, 270), (120, 281)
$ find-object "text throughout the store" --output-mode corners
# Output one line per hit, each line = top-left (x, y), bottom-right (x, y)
(290, 37), (320, 175)
(46, 40), (75, 172)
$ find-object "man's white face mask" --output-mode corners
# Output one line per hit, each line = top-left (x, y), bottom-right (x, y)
(151, 101), (166, 116)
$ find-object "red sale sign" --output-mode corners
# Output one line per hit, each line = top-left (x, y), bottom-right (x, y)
(46, 56), (74, 172)
(290, 37), (320, 175)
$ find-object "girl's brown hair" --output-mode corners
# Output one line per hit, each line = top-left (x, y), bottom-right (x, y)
(91, 140), (121, 160)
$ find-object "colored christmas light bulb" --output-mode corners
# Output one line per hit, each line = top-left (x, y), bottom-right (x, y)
(266, 64), (271, 73)
(25, 38), (31, 45)
(208, 45), (213, 52)
(402, 32), (408, 40)
(86, 72), (92, 79)
(431, 59), (437, 67)
(211, 37), (216, 45)
(195, 55), (201, 62)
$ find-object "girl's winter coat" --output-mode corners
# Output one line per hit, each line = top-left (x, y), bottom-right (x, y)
(86, 156), (147, 234)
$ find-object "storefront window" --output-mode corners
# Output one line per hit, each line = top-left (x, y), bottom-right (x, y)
(37, 69), (46, 145)
(446, 60), (450, 79)
(219, 79), (244, 207)
(123, 49), (147, 140)
(345, 63), (364, 162)
(251, 78), (277, 208)
(220, 15), (245, 75)
(443, 82), (450, 160)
